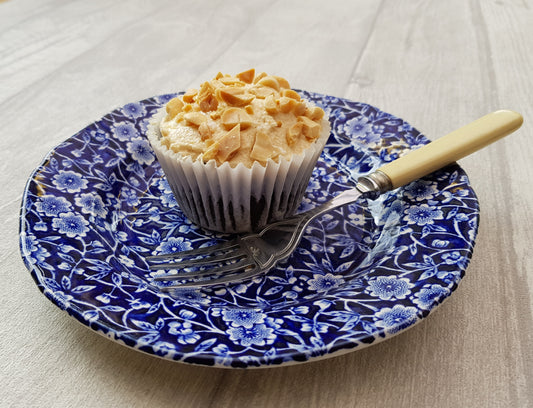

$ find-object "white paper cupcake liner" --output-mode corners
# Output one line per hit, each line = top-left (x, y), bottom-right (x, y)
(147, 108), (330, 233)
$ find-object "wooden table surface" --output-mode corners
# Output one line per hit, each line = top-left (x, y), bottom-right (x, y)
(2, 0), (532, 407)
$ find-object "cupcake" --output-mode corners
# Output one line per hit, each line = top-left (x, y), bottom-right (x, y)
(147, 69), (330, 233)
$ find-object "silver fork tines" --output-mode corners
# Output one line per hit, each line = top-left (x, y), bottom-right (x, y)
(149, 240), (243, 271)
(148, 240), (259, 289)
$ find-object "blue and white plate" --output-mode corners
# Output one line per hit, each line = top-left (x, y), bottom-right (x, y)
(19, 91), (479, 368)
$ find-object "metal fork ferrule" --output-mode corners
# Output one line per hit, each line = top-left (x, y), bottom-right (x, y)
(356, 170), (392, 195)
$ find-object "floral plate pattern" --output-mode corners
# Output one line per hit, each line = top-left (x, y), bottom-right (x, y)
(19, 91), (479, 368)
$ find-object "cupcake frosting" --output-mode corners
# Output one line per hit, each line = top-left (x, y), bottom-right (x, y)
(158, 69), (326, 168)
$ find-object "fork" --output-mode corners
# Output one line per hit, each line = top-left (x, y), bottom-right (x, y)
(147, 110), (522, 291)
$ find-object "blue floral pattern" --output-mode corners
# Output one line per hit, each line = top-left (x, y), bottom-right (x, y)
(19, 91), (479, 368)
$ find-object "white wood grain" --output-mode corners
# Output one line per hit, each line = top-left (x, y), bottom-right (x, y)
(1, 0), (532, 407)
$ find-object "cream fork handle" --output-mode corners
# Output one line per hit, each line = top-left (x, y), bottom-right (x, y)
(376, 110), (523, 189)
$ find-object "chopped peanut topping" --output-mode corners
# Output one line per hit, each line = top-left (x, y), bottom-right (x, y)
(198, 122), (212, 140)
(298, 116), (320, 141)
(166, 97), (184, 118)
(279, 96), (297, 113)
(216, 87), (255, 106)
(281, 89), (301, 100)
(221, 107), (253, 130)
(264, 95), (278, 114)
(158, 70), (327, 167)
(257, 76), (280, 91)
(274, 76), (290, 89)
(293, 101), (307, 116)
(218, 124), (241, 162)
(305, 106), (325, 121)
(250, 86), (277, 99)
(183, 112), (207, 127)
(250, 130), (276, 163)
(202, 143), (217, 162)
(203, 124), (241, 163)
(197, 81), (218, 112)
(286, 122), (303, 146)
(237, 68), (255, 84)
(219, 76), (243, 86)
(253, 72), (267, 84)
(182, 89), (197, 103)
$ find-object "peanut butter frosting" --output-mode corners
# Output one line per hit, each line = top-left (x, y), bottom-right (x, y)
(157, 69), (327, 168)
